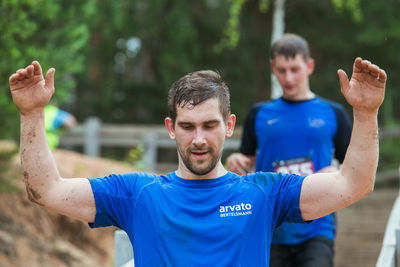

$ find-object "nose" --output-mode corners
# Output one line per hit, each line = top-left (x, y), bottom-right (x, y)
(284, 71), (294, 83)
(192, 128), (206, 146)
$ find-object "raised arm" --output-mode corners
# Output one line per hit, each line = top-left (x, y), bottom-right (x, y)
(300, 57), (386, 221)
(9, 61), (95, 223)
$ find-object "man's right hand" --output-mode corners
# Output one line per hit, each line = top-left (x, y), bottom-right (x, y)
(9, 61), (55, 115)
(226, 153), (255, 175)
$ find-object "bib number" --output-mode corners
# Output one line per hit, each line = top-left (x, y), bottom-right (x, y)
(273, 157), (315, 176)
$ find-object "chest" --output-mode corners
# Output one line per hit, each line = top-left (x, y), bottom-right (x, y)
(254, 104), (337, 142)
(132, 184), (271, 244)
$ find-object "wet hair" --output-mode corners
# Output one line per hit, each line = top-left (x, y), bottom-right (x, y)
(167, 70), (231, 124)
(270, 33), (310, 61)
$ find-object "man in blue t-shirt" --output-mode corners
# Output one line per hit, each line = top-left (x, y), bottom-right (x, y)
(10, 58), (386, 267)
(227, 34), (352, 266)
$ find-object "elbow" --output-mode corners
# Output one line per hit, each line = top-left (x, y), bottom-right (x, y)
(358, 175), (375, 200)
(23, 171), (44, 206)
(25, 185), (44, 206)
(365, 178), (375, 196)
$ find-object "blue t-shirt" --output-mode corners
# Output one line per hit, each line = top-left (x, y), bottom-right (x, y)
(89, 171), (306, 266)
(240, 97), (351, 245)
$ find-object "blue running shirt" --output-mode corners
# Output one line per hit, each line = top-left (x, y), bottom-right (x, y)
(240, 96), (352, 245)
(89, 171), (306, 266)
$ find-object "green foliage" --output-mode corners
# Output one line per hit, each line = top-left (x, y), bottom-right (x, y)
(0, 0), (96, 139)
(214, 0), (247, 52)
(126, 145), (146, 171)
(217, 0), (363, 53)
(258, 0), (269, 13)
(379, 136), (400, 172)
(332, 0), (362, 22)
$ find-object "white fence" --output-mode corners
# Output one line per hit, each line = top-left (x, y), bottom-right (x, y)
(114, 230), (134, 267)
(376, 167), (400, 267)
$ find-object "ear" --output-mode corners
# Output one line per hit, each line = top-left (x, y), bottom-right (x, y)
(307, 58), (315, 76)
(225, 114), (236, 138)
(165, 117), (176, 140)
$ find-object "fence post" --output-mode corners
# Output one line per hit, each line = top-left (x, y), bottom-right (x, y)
(114, 230), (134, 267)
(143, 132), (158, 172)
(84, 117), (101, 157)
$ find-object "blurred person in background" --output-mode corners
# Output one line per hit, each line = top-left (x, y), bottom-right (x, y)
(226, 33), (352, 267)
(44, 104), (76, 149)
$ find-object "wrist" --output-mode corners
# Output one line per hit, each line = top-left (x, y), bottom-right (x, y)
(353, 109), (378, 122)
(20, 108), (45, 119)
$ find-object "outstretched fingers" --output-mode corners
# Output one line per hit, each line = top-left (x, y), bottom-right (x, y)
(9, 63), (35, 85)
(353, 57), (387, 87)
(26, 64), (34, 78)
(353, 57), (363, 73)
(379, 70), (387, 83)
(9, 73), (19, 86)
(9, 61), (45, 91)
(32, 61), (42, 76)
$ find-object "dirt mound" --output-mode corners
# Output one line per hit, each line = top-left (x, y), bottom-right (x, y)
(0, 142), (136, 267)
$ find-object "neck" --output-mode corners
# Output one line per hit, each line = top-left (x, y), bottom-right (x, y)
(176, 161), (227, 180)
(283, 90), (315, 101)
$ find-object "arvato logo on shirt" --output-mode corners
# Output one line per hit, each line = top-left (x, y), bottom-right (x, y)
(219, 203), (253, 217)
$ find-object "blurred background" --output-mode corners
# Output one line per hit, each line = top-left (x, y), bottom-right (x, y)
(2, 0), (400, 174)
(1, 0), (400, 266)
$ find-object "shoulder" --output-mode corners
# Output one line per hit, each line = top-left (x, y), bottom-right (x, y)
(315, 96), (351, 125)
(249, 100), (276, 113)
(242, 172), (305, 194)
(315, 96), (347, 113)
(245, 100), (276, 120)
(88, 172), (160, 198)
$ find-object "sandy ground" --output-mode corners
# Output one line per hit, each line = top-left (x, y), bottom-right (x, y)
(0, 147), (136, 267)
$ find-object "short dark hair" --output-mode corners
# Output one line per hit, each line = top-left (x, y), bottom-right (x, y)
(168, 70), (231, 124)
(270, 33), (310, 61)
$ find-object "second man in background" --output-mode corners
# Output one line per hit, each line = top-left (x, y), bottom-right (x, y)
(226, 33), (352, 267)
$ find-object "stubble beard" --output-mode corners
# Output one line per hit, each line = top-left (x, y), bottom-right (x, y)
(178, 145), (221, 176)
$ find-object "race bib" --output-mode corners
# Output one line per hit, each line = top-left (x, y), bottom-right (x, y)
(272, 157), (315, 176)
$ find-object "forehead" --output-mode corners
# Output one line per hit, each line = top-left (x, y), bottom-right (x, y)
(175, 98), (223, 123)
(272, 54), (307, 67)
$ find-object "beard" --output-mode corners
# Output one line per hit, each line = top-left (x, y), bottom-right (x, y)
(177, 144), (222, 176)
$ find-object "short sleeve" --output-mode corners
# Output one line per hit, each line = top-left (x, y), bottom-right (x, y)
(88, 172), (156, 230)
(271, 173), (307, 228)
(248, 172), (306, 228)
(240, 103), (264, 156)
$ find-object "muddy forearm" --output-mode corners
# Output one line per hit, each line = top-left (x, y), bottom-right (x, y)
(20, 110), (61, 205)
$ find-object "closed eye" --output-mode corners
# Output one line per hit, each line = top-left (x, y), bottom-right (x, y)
(178, 123), (194, 130)
(204, 122), (219, 129)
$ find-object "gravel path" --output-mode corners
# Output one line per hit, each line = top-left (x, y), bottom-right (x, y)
(334, 188), (398, 267)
